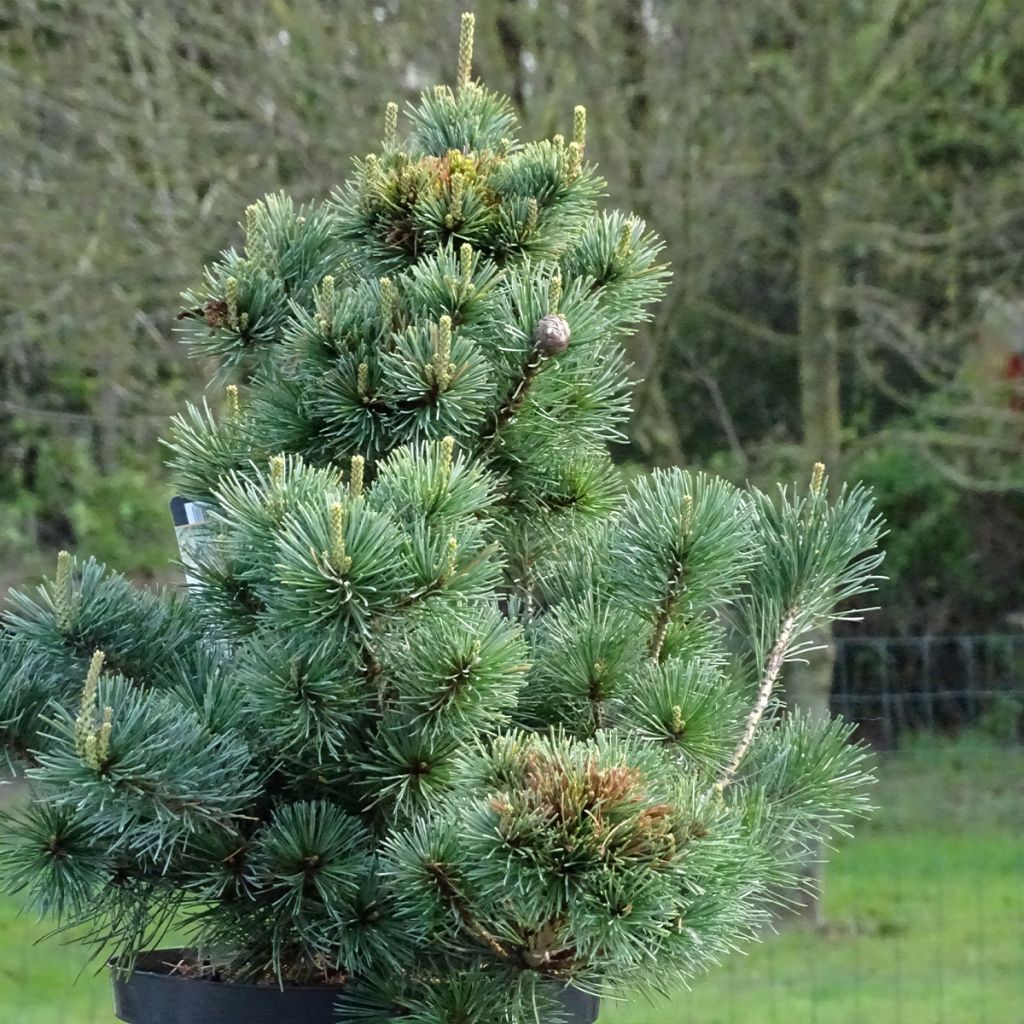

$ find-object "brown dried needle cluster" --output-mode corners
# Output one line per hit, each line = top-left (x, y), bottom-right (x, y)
(491, 751), (681, 866)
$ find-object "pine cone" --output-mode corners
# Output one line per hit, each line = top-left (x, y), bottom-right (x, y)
(532, 314), (571, 356)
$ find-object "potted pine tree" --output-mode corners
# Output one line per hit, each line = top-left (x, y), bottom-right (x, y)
(0, 14), (883, 1024)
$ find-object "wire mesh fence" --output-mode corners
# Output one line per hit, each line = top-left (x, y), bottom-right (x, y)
(833, 633), (1024, 745)
(1, 634), (1022, 1024)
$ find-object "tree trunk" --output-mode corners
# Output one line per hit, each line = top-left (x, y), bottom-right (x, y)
(790, 173), (842, 927)
(494, 0), (526, 111)
(793, 181), (842, 723)
(614, 1), (685, 467)
(797, 185), (842, 480)
(791, 0), (843, 909)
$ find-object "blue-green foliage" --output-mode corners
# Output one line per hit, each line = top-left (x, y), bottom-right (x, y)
(0, 15), (884, 1022)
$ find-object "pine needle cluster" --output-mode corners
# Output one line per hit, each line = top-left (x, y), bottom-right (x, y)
(0, 14), (883, 1022)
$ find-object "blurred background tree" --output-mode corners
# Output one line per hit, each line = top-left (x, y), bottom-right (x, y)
(3, 0), (1023, 646)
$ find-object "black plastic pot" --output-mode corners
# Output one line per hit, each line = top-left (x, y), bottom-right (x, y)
(111, 948), (601, 1024)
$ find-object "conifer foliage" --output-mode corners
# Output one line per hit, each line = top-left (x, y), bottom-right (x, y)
(0, 15), (883, 1022)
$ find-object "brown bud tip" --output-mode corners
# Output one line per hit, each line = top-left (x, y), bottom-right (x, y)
(202, 299), (230, 328)
(532, 314), (571, 357)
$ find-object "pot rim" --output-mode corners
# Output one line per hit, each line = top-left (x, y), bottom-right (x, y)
(108, 947), (347, 993)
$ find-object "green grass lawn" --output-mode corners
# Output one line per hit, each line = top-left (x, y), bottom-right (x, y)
(1, 733), (1021, 1024)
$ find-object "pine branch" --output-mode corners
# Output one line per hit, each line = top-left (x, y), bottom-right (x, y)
(646, 555), (684, 661)
(487, 349), (546, 436)
(714, 608), (798, 794)
(425, 862), (511, 961)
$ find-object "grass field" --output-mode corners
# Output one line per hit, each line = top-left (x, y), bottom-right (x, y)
(1, 732), (1021, 1024)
